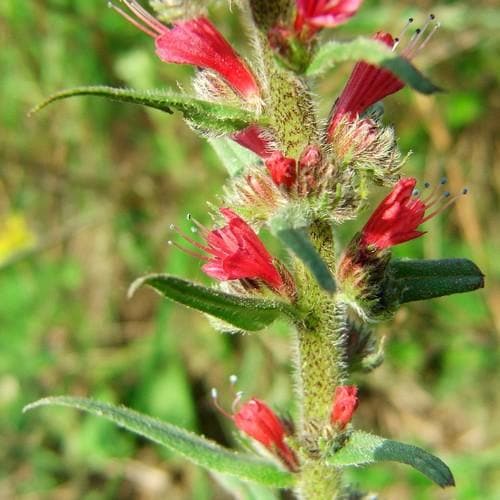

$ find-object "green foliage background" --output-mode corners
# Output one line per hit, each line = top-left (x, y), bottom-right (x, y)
(1, 0), (499, 498)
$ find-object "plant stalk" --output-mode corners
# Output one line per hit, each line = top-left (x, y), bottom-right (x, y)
(292, 221), (348, 499)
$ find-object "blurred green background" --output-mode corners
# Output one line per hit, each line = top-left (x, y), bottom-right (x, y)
(1, 0), (499, 498)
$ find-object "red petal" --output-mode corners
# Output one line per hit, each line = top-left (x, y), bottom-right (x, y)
(155, 17), (259, 99)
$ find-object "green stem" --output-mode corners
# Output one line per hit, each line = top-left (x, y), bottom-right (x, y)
(292, 222), (348, 499)
(298, 462), (342, 499)
(247, 28), (318, 157)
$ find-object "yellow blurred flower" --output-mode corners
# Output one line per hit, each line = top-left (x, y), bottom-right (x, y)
(0, 213), (36, 264)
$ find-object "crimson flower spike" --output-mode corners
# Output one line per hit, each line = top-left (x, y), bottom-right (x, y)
(211, 383), (298, 471)
(108, 1), (260, 100)
(169, 208), (284, 290)
(327, 14), (440, 135)
(359, 177), (468, 251)
(294, 0), (364, 39)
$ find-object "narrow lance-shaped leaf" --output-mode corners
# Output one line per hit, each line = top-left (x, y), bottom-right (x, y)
(327, 430), (455, 488)
(388, 258), (484, 303)
(24, 397), (294, 488)
(275, 227), (336, 293)
(29, 86), (259, 134)
(129, 274), (299, 331)
(306, 38), (440, 94)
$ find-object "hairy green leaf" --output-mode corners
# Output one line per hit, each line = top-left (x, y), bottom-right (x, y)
(306, 38), (440, 94)
(209, 137), (261, 177)
(327, 431), (455, 488)
(129, 274), (298, 331)
(29, 86), (258, 134)
(389, 258), (484, 303)
(275, 227), (336, 293)
(24, 397), (294, 488)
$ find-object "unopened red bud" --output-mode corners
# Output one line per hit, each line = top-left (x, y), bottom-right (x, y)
(331, 385), (359, 429)
(299, 145), (321, 168)
(265, 152), (297, 188)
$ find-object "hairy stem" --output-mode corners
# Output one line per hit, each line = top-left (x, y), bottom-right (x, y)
(243, 16), (318, 157)
(293, 221), (348, 499)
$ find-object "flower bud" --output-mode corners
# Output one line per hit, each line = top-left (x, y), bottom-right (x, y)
(265, 152), (297, 188)
(299, 144), (322, 169)
(331, 386), (359, 429)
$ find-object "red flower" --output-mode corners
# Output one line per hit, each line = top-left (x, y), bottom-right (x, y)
(331, 385), (358, 429)
(328, 16), (440, 135)
(327, 32), (402, 135)
(233, 398), (298, 470)
(295, 0), (364, 37)
(231, 129), (300, 189)
(201, 208), (284, 289)
(265, 152), (297, 188)
(111, 2), (259, 99)
(360, 177), (428, 250)
(232, 126), (275, 159)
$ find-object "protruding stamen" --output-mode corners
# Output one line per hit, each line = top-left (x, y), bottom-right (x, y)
(393, 17), (414, 50)
(405, 15), (441, 58)
(422, 177), (448, 204)
(419, 15), (434, 38)
(229, 374), (238, 385)
(394, 14), (440, 58)
(232, 391), (244, 413)
(112, 0), (167, 37)
(423, 191), (447, 210)
(108, 1), (158, 37)
(402, 28), (423, 58)
(421, 188), (468, 223)
(211, 387), (232, 419)
(187, 213), (209, 236)
(170, 223), (207, 251)
(168, 239), (207, 260)
(416, 21), (441, 54)
(122, 0), (166, 33)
